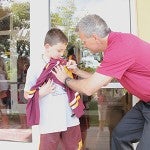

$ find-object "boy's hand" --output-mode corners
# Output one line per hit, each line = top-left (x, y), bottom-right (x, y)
(24, 91), (30, 99)
(24, 79), (55, 100)
(39, 79), (55, 98)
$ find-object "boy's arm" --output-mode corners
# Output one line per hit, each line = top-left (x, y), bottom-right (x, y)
(24, 63), (56, 100)
(24, 65), (36, 99)
(39, 79), (55, 98)
(24, 79), (55, 100)
(24, 91), (29, 99)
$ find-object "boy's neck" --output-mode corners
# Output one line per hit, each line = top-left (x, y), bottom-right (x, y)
(42, 54), (50, 64)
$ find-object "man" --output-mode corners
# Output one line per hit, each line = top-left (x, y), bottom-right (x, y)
(53, 14), (150, 150)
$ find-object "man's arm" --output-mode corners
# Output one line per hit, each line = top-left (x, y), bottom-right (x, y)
(53, 65), (113, 96)
(65, 72), (113, 95)
(73, 67), (92, 79)
(66, 59), (92, 79)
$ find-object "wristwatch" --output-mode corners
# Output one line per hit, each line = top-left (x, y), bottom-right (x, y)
(64, 77), (72, 86)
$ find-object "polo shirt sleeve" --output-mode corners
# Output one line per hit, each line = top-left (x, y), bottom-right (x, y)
(96, 48), (135, 80)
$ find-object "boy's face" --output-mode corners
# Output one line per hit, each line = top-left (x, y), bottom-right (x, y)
(45, 42), (67, 59)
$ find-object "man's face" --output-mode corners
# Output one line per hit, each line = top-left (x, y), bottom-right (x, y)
(45, 42), (67, 59)
(79, 32), (101, 53)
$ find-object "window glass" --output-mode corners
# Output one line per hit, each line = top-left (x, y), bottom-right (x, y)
(0, 0), (31, 142)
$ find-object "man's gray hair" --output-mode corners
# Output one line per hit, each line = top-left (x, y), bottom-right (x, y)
(76, 14), (111, 38)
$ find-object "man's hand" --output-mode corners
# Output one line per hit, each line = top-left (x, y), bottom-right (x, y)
(52, 65), (69, 84)
(66, 60), (79, 74)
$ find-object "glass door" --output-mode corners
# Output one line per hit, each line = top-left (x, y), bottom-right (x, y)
(0, 0), (51, 149)
(0, 0), (31, 142)
(50, 0), (134, 149)
(0, 0), (35, 149)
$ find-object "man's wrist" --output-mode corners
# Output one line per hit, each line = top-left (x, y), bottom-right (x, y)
(64, 77), (72, 86)
(73, 67), (79, 74)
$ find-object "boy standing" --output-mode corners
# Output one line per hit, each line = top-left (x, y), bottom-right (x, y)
(24, 28), (84, 150)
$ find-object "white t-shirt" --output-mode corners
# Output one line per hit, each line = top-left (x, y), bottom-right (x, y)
(24, 58), (79, 134)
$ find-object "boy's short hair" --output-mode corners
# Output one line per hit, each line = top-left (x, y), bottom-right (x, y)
(44, 28), (68, 46)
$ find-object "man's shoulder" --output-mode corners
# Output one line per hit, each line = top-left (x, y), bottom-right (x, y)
(110, 31), (134, 38)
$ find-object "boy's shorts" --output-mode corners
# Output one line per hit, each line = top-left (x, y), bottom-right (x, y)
(39, 125), (82, 150)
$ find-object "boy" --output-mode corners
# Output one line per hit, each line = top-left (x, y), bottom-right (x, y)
(24, 28), (84, 150)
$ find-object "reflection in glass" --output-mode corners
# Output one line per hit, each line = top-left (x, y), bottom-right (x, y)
(0, 35), (10, 58)
(17, 40), (30, 104)
(0, 15), (10, 31)
(80, 89), (132, 150)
